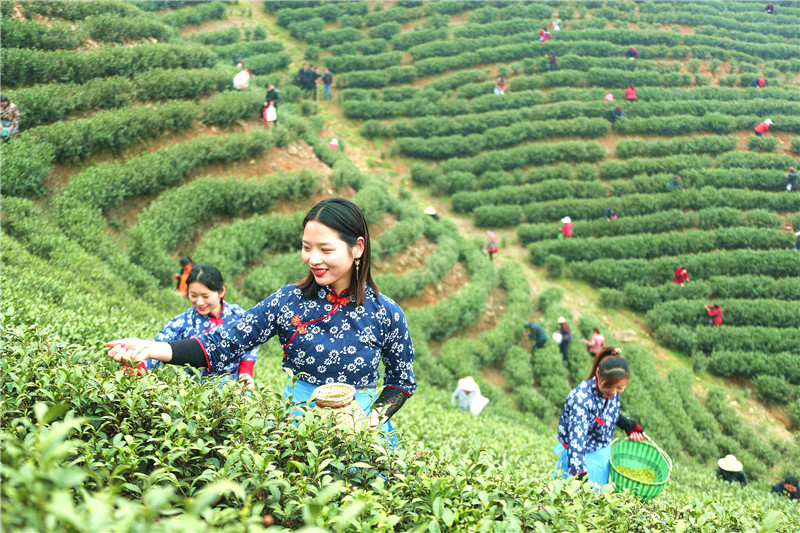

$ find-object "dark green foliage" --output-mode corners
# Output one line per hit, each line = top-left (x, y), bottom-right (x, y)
(159, 1), (226, 27)
(83, 14), (177, 42)
(545, 255), (565, 279)
(0, 17), (85, 50)
(2, 44), (218, 87)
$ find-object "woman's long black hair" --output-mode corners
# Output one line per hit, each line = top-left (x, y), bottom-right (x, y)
(297, 198), (378, 305)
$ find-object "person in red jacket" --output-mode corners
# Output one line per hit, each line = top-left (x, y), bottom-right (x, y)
(560, 216), (573, 238)
(754, 118), (773, 137)
(173, 257), (194, 298)
(673, 266), (690, 286)
(539, 28), (551, 42)
(705, 303), (723, 326)
(625, 86), (637, 101)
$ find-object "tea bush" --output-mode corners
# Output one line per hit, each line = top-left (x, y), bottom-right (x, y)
(159, 1), (226, 28)
(2, 44), (218, 87)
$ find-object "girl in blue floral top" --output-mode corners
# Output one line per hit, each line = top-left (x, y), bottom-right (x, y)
(554, 346), (647, 485)
(139, 264), (258, 390)
(107, 198), (416, 433)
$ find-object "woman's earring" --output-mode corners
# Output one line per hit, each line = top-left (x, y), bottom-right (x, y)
(355, 258), (361, 279)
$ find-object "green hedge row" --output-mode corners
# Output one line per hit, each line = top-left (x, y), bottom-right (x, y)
(390, 28), (449, 50)
(621, 274), (800, 313)
(523, 187), (800, 224)
(647, 299), (800, 329)
(616, 135), (737, 158)
(360, 95), (800, 139)
(241, 253), (307, 302)
(324, 52), (404, 73)
(397, 118), (608, 160)
(27, 101), (198, 163)
(708, 350), (800, 385)
(570, 250), (800, 289)
(337, 67), (418, 89)
(21, 0), (143, 20)
(132, 68), (234, 100)
(159, 1), (226, 28)
(82, 13), (177, 42)
(371, 219), (427, 260)
(328, 38), (389, 57)
(0, 16), (85, 50)
(53, 126), (298, 281)
(129, 172), (319, 282)
(193, 213), (302, 285)
(615, 113), (800, 135)
(440, 141), (604, 176)
(210, 39), (285, 61)
(239, 51), (293, 75)
(518, 208), (780, 244)
(529, 228), (794, 264)
(654, 322), (800, 362)
(452, 179), (608, 214)
(2, 44), (218, 87)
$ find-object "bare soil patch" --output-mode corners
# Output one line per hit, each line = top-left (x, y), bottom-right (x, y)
(482, 367), (507, 388)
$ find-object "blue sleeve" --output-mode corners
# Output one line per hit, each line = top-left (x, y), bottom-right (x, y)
(381, 302), (417, 396)
(149, 312), (190, 370)
(227, 304), (259, 364)
(194, 290), (283, 373)
(565, 395), (592, 474)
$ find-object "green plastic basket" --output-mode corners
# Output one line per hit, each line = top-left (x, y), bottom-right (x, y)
(609, 438), (672, 502)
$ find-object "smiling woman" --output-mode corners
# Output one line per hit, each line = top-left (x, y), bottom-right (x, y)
(106, 198), (416, 438)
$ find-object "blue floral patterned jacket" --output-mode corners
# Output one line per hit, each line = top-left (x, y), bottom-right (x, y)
(148, 301), (258, 378)
(557, 377), (632, 475)
(190, 284), (416, 396)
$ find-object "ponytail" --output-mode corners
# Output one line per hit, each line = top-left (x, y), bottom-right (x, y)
(588, 345), (630, 386)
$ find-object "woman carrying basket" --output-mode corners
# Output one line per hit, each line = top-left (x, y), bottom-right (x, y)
(554, 346), (647, 485)
(106, 198), (416, 439)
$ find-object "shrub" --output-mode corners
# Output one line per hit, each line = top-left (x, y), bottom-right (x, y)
(748, 136), (779, 152)
(544, 255), (565, 279)
(599, 288), (624, 308)
(473, 205), (523, 227)
(752, 375), (796, 405)
(159, 1), (226, 27)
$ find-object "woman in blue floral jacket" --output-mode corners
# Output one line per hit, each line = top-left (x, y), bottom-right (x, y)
(554, 346), (647, 485)
(107, 198), (416, 434)
(140, 264), (258, 390)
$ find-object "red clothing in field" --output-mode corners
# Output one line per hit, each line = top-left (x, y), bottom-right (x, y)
(561, 222), (573, 237)
(673, 267), (689, 285)
(755, 121), (771, 133)
(625, 87), (637, 100)
(757, 78), (765, 88)
(707, 306), (723, 326)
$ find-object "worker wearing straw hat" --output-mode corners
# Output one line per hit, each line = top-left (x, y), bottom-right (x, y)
(716, 455), (748, 486)
(452, 376), (489, 415)
(554, 346), (647, 485)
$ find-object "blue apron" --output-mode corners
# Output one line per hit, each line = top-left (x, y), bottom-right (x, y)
(284, 377), (398, 446)
(553, 442), (612, 486)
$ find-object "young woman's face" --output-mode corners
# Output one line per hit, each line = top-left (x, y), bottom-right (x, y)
(596, 374), (628, 398)
(187, 281), (225, 317)
(302, 221), (363, 294)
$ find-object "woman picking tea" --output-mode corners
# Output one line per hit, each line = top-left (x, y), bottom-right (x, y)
(554, 346), (647, 485)
(107, 198), (416, 434)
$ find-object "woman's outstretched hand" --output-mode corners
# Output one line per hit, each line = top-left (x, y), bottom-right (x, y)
(628, 431), (648, 442)
(106, 338), (172, 367)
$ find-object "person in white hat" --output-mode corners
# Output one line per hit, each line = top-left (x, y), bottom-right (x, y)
(794, 230), (800, 252)
(559, 217), (573, 239)
(452, 376), (489, 415)
(754, 118), (773, 137)
(233, 68), (252, 91)
(716, 455), (747, 486)
(424, 206), (440, 221)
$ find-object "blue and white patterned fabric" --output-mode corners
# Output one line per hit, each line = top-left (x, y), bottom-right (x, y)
(557, 377), (621, 475)
(192, 284), (416, 395)
(150, 301), (258, 378)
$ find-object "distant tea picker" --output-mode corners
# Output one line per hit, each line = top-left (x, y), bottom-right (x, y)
(106, 198), (416, 441)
